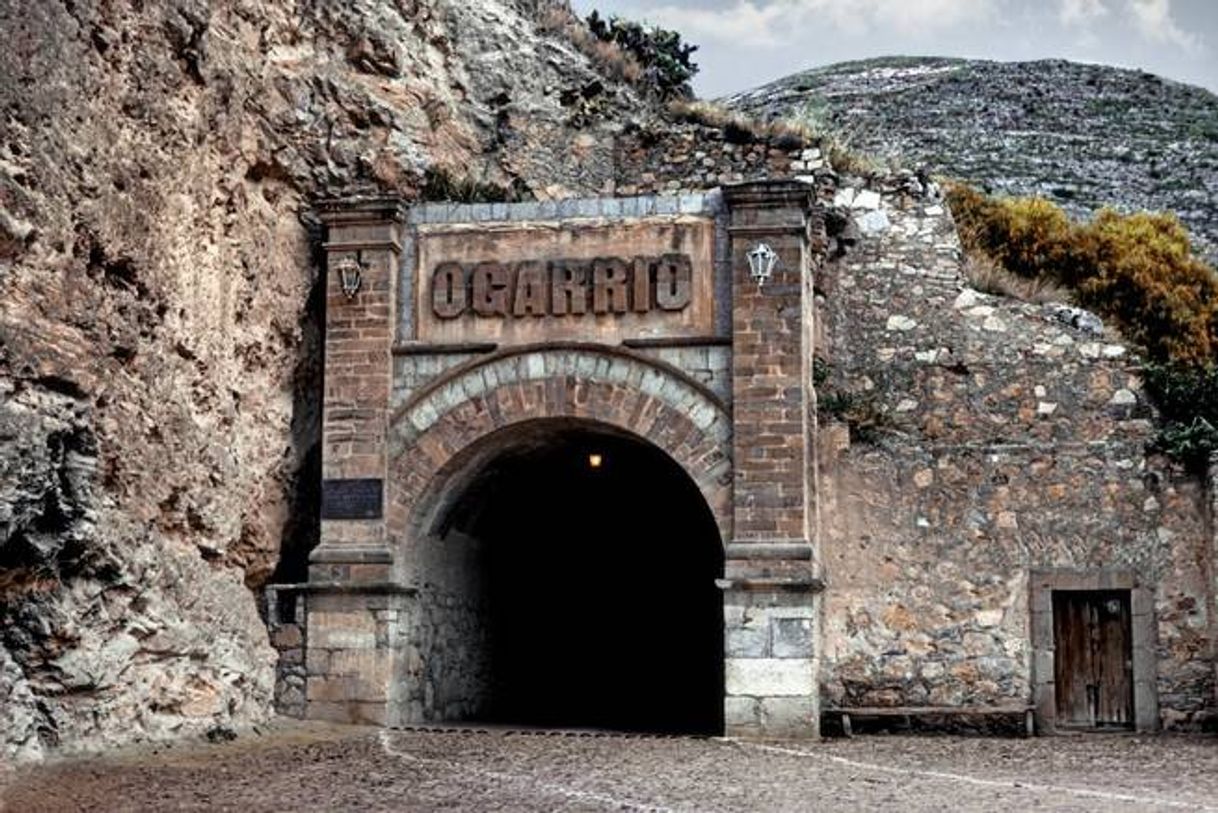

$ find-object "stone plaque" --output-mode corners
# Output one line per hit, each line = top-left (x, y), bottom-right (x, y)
(321, 478), (384, 520)
(413, 217), (715, 345)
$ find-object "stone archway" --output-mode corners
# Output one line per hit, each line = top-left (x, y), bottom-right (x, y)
(383, 347), (734, 731)
(386, 344), (733, 549)
(302, 185), (823, 738)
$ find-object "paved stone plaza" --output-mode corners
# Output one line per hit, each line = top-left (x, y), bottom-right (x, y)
(4, 723), (1217, 811)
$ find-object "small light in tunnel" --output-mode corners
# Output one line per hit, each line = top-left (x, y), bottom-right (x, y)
(587, 453), (603, 469)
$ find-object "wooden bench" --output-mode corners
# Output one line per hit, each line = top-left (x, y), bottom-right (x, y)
(825, 705), (1036, 738)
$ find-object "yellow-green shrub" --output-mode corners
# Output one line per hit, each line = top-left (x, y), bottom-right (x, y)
(949, 186), (1077, 280)
(946, 183), (1218, 466)
(1077, 210), (1218, 364)
(946, 183), (1218, 366)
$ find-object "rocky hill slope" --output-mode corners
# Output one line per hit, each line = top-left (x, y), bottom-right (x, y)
(0, 0), (646, 761)
(724, 57), (1218, 261)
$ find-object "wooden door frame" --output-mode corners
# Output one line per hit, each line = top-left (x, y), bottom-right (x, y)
(1030, 568), (1158, 733)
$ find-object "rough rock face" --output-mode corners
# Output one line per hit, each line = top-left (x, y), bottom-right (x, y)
(0, 0), (643, 760)
(725, 57), (1218, 261)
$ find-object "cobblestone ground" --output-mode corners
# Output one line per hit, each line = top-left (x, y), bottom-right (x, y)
(3, 722), (1217, 812)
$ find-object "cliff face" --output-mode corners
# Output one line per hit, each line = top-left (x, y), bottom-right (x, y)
(725, 57), (1218, 262)
(0, 0), (641, 760)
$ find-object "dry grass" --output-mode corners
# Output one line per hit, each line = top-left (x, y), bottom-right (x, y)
(963, 254), (1069, 304)
(539, 6), (644, 85)
(667, 100), (813, 149)
(538, 5), (579, 35)
(543, 6), (883, 172)
(665, 99), (894, 173)
(825, 142), (884, 176)
(788, 98), (890, 176)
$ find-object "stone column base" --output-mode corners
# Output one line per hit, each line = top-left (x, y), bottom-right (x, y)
(301, 582), (415, 726)
(719, 543), (824, 739)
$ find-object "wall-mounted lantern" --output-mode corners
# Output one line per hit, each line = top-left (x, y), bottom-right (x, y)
(746, 243), (779, 288)
(333, 256), (364, 300)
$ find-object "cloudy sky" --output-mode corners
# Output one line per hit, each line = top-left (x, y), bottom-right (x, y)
(570, 0), (1217, 97)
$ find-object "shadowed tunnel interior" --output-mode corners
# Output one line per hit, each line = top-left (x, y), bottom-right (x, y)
(430, 422), (724, 734)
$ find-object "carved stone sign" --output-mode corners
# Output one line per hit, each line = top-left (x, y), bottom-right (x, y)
(430, 255), (693, 319)
(321, 478), (384, 520)
(413, 218), (715, 345)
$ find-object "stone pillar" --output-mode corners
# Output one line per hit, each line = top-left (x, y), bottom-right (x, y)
(305, 197), (409, 726)
(721, 181), (824, 738)
(312, 196), (405, 582)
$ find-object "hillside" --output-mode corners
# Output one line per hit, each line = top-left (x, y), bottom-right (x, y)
(724, 57), (1218, 261)
(0, 0), (649, 761)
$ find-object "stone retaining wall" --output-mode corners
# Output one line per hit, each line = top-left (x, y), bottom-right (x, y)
(613, 122), (821, 196)
(818, 177), (1216, 729)
(405, 531), (493, 722)
(408, 586), (491, 722)
(265, 587), (307, 720)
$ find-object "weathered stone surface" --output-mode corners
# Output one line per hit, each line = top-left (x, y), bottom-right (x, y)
(815, 176), (1215, 728)
(0, 0), (653, 761)
(759, 696), (817, 733)
(726, 658), (816, 697)
(772, 618), (815, 659)
(613, 123), (810, 197)
(1047, 304), (1104, 335)
(726, 623), (769, 658)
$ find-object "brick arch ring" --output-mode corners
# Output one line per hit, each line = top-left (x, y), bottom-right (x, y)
(385, 343), (734, 550)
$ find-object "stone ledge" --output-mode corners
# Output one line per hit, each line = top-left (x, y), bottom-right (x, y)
(317, 195), (409, 223)
(268, 581), (417, 596)
(408, 193), (719, 226)
(717, 577), (826, 593)
(392, 342), (498, 356)
(722, 180), (816, 209)
(621, 336), (732, 349)
(309, 545), (393, 565)
(725, 541), (813, 560)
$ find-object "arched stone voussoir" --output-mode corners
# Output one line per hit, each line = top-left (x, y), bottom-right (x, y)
(387, 345), (734, 545)
(389, 345), (728, 453)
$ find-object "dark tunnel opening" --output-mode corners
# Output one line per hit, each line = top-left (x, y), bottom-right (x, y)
(429, 422), (725, 735)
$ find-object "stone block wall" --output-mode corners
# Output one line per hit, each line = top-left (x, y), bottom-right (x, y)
(265, 586), (307, 719)
(818, 177), (1216, 728)
(392, 345), (731, 414)
(614, 123), (822, 196)
(724, 593), (819, 736)
(303, 590), (409, 726)
(634, 344), (732, 404)
(719, 182), (824, 737)
(312, 199), (408, 584)
(402, 529), (493, 722)
(406, 588), (491, 722)
(392, 353), (484, 412)
(724, 182), (818, 544)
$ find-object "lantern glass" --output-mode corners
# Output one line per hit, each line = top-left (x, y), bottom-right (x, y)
(335, 258), (363, 299)
(746, 243), (778, 287)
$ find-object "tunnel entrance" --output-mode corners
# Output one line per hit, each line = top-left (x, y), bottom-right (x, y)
(419, 420), (725, 735)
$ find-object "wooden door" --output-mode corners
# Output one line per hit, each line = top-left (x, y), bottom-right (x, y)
(1053, 590), (1134, 728)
